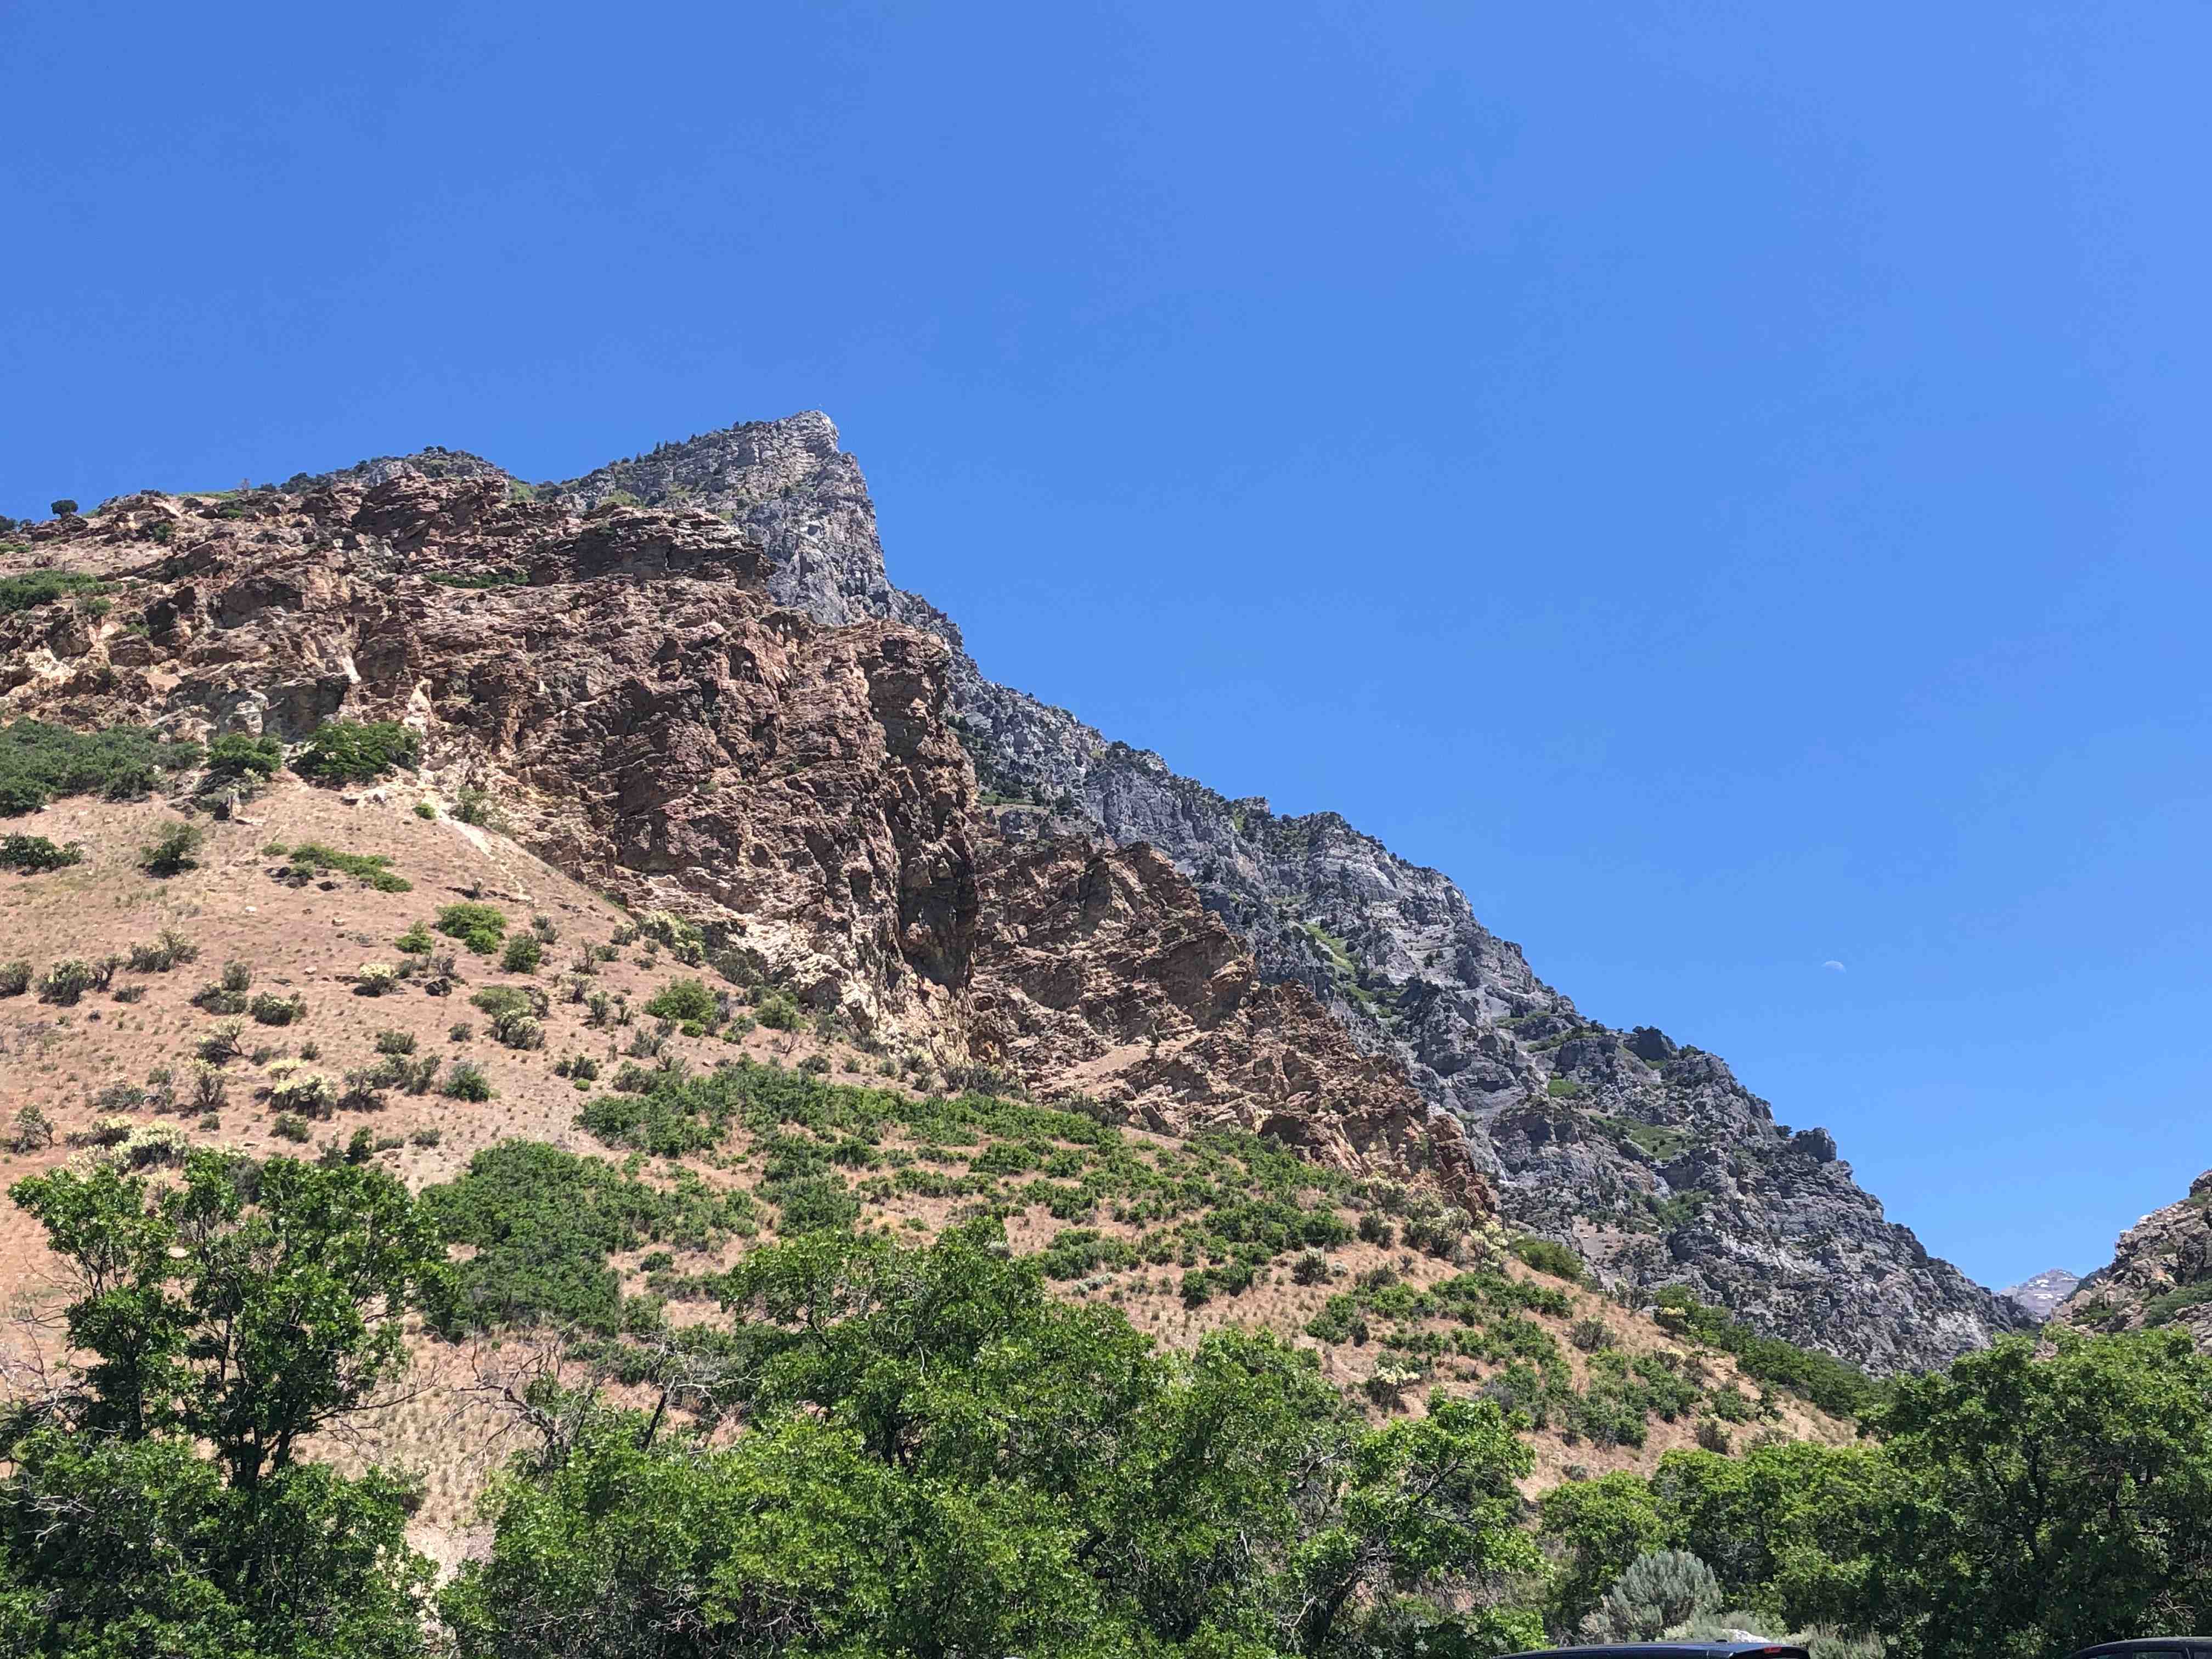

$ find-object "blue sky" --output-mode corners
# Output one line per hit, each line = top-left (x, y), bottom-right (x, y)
(4, 2), (2205, 1290)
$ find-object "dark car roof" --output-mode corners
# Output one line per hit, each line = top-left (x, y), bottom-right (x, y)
(1500, 1645), (1809, 1659)
(2068, 1643), (2212, 1658)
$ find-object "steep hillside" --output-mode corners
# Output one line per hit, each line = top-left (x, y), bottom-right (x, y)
(2056, 1172), (2212, 1344)
(522, 412), (2025, 1371)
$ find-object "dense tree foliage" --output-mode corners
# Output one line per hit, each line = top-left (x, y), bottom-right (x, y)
(0, 718), (201, 816)
(442, 1219), (1546, 1658)
(1538, 1329), (2212, 1655)
(0, 1153), (453, 1656)
(1869, 1328), (2212, 1659)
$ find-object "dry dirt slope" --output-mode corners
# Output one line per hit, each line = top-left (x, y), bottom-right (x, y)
(0, 782), (1856, 1569)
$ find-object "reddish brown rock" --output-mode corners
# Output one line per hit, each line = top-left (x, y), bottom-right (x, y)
(2, 475), (1467, 1198)
(967, 831), (1493, 1212)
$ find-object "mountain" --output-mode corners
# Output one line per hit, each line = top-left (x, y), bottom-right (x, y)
(8, 412), (2025, 1374)
(0, 467), (1870, 1536)
(2001, 1268), (2081, 1321)
(2056, 1173), (2212, 1344)
(516, 411), (2025, 1373)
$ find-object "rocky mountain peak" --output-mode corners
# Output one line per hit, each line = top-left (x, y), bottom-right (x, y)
(2001, 1268), (2082, 1321)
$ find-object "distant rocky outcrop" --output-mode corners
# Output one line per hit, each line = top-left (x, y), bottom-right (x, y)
(525, 411), (2028, 1372)
(2001, 1268), (2081, 1321)
(2057, 1173), (2212, 1345)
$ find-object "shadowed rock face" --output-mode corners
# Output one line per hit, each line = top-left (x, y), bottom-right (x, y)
(2058, 1173), (2212, 1345)
(3, 471), (1473, 1215)
(510, 410), (2028, 1372)
(967, 827), (1492, 1212)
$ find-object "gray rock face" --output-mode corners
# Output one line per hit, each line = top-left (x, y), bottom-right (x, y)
(2002, 1268), (2082, 1322)
(346, 410), (2021, 1373)
(551, 413), (909, 629)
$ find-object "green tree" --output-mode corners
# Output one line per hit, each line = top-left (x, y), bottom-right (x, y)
(1654, 1438), (1887, 1629)
(444, 1219), (1547, 1658)
(1, 1152), (454, 1654)
(1538, 1468), (1678, 1633)
(1293, 1395), (1544, 1655)
(1869, 1329), (2212, 1659)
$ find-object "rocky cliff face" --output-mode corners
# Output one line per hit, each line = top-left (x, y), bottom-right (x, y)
(507, 411), (2028, 1372)
(967, 825), (1489, 1207)
(3, 473), (1474, 1213)
(2057, 1175), (2212, 1345)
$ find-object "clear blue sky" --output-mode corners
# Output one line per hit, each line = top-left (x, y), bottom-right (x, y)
(5, 3), (2206, 1290)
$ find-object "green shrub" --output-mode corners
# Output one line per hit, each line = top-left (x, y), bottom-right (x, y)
(394, 920), (434, 954)
(1583, 1549), (1722, 1641)
(196, 732), (283, 811)
(375, 1029), (417, 1056)
(437, 903), (508, 955)
(125, 928), (198, 973)
(443, 1060), (494, 1101)
(0, 571), (103, 613)
(249, 991), (306, 1026)
(452, 786), (504, 829)
(0, 834), (83, 873)
(1511, 1235), (1585, 1283)
(139, 820), (203, 877)
(499, 934), (543, 974)
(272, 1113), (312, 1143)
(48, 499), (77, 516)
(274, 842), (411, 893)
(414, 801), (437, 820)
(1651, 1287), (1884, 1420)
(0, 961), (30, 996)
(203, 732), (282, 780)
(420, 1139), (757, 1334)
(0, 719), (202, 816)
(38, 959), (97, 1005)
(294, 720), (420, 785)
(643, 977), (718, 1025)
(757, 993), (803, 1031)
